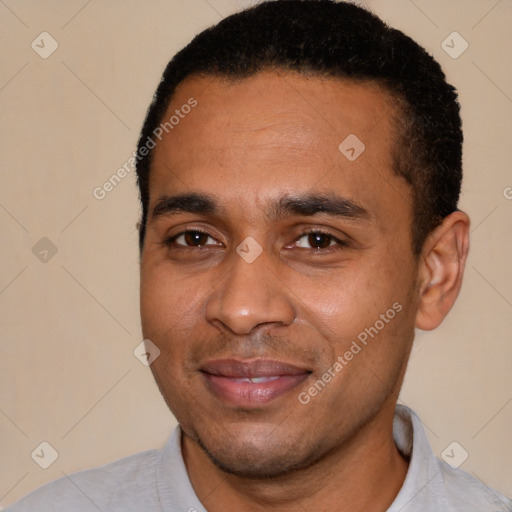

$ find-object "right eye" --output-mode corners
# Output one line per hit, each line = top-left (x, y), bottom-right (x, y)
(164, 230), (222, 248)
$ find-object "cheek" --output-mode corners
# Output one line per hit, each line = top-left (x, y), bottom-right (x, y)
(293, 254), (414, 348)
(140, 265), (207, 399)
(140, 262), (204, 339)
(293, 267), (388, 329)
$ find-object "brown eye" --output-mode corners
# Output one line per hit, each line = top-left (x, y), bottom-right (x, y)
(308, 233), (333, 249)
(168, 230), (220, 247)
(295, 231), (339, 250)
(183, 231), (210, 246)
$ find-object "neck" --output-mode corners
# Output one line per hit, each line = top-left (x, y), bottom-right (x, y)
(182, 404), (409, 512)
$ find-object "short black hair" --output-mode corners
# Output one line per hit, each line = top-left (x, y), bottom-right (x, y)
(135, 0), (462, 255)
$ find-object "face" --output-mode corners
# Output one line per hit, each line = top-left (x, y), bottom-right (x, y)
(140, 71), (420, 478)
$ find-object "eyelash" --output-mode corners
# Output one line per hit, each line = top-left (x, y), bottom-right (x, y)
(292, 229), (348, 251)
(163, 230), (218, 249)
(163, 229), (348, 252)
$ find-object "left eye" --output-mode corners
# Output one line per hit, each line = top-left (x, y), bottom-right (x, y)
(294, 232), (343, 250)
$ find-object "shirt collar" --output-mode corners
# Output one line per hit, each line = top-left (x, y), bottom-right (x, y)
(388, 404), (445, 511)
(157, 426), (208, 512)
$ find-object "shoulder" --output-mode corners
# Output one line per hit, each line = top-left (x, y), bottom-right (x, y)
(437, 459), (512, 512)
(5, 448), (160, 512)
(391, 405), (511, 512)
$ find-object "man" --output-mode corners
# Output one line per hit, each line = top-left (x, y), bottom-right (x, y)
(7, 1), (511, 511)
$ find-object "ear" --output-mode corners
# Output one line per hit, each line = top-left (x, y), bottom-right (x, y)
(415, 211), (470, 331)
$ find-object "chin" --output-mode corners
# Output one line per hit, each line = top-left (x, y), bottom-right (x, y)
(192, 427), (324, 480)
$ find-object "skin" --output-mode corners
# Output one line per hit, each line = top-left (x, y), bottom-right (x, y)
(139, 71), (469, 511)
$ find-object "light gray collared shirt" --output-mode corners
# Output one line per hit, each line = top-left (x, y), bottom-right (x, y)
(6, 405), (511, 511)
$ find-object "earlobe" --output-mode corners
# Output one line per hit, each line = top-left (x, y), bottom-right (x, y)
(415, 211), (470, 331)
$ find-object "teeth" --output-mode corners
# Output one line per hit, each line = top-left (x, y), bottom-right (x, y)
(233, 376), (281, 383)
(250, 376), (280, 383)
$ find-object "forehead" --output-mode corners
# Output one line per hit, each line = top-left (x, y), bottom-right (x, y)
(149, 71), (410, 225)
(163, 71), (395, 152)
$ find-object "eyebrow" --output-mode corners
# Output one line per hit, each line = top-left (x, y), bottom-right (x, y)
(150, 192), (369, 221)
(151, 193), (217, 219)
(269, 194), (369, 221)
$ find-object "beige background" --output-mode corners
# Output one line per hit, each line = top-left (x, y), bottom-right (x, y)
(0, 0), (511, 507)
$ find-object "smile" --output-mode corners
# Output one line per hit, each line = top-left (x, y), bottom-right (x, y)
(200, 358), (311, 407)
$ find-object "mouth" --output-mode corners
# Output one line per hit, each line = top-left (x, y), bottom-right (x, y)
(200, 358), (311, 407)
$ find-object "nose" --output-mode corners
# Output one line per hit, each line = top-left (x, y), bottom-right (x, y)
(205, 250), (296, 335)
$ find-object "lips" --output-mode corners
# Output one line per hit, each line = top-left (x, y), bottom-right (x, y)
(200, 358), (311, 407)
